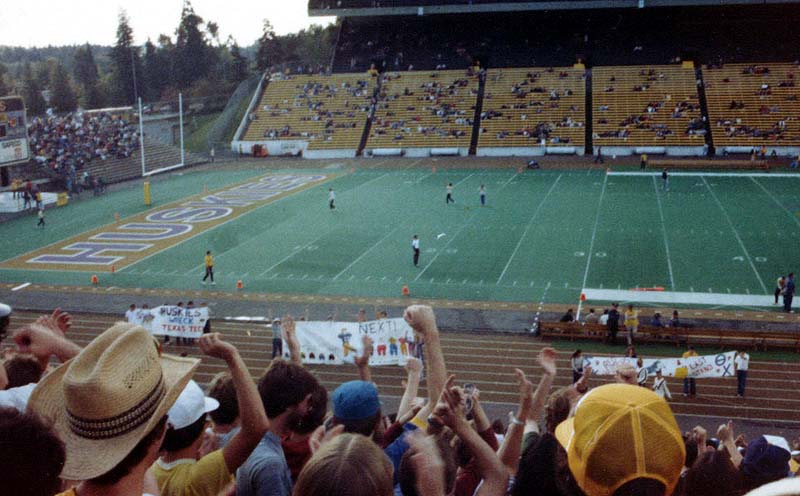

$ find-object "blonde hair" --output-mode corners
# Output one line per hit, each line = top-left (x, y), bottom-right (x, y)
(294, 434), (393, 496)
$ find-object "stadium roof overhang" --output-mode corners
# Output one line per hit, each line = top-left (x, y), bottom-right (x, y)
(309, 0), (800, 17)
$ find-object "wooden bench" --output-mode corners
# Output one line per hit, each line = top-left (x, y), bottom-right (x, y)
(541, 321), (800, 351)
(649, 158), (769, 170)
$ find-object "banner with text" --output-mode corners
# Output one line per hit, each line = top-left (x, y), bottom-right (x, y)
(584, 352), (736, 379)
(128, 306), (208, 338)
(290, 318), (417, 366)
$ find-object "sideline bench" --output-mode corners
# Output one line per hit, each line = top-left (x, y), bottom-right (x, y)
(539, 321), (800, 351)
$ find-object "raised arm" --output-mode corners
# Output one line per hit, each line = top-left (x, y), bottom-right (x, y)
(282, 315), (302, 365)
(403, 305), (446, 420)
(497, 368), (534, 474)
(397, 356), (423, 419)
(13, 323), (81, 370)
(528, 348), (557, 423)
(199, 333), (270, 473)
(354, 335), (374, 382)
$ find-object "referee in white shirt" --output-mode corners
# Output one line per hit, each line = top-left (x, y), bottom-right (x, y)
(412, 235), (420, 266)
(329, 188), (336, 209)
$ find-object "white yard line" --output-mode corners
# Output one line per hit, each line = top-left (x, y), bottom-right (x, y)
(259, 231), (332, 276)
(577, 173), (609, 318)
(652, 176), (676, 290)
(333, 226), (401, 280)
(496, 174), (563, 284)
(750, 177), (800, 229)
(701, 176), (767, 293)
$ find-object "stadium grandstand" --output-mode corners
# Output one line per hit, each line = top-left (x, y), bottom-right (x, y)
(3, 0), (800, 495)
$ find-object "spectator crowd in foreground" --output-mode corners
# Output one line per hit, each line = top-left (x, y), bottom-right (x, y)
(1, 301), (799, 496)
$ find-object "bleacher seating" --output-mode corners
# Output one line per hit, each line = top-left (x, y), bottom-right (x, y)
(84, 142), (205, 184)
(703, 63), (800, 148)
(592, 65), (705, 148)
(367, 70), (479, 150)
(242, 73), (374, 150)
(478, 67), (585, 149)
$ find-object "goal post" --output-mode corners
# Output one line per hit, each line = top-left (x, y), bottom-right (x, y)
(140, 93), (186, 178)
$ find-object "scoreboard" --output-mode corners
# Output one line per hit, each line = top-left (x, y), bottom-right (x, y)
(0, 96), (30, 167)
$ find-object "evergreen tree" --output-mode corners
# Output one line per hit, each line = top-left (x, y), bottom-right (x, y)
(174, 1), (210, 88)
(21, 63), (46, 116)
(73, 44), (103, 108)
(255, 20), (280, 72)
(50, 62), (78, 113)
(110, 10), (142, 105)
(229, 42), (249, 83)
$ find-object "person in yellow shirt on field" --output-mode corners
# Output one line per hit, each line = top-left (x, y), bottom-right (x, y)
(202, 250), (215, 285)
(682, 345), (698, 397)
(640, 153), (648, 169)
(624, 304), (639, 346)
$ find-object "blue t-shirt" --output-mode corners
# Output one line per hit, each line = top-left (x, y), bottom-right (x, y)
(236, 431), (293, 496)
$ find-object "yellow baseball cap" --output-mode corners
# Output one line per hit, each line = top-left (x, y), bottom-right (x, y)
(555, 383), (685, 496)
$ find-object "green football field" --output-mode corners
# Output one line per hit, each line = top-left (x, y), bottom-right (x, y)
(1, 164), (798, 309)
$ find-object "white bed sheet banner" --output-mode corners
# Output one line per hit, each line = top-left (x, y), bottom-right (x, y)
(584, 351), (736, 379)
(290, 318), (416, 366)
(127, 306), (209, 338)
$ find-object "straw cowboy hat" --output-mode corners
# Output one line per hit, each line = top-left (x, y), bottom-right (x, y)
(28, 322), (199, 481)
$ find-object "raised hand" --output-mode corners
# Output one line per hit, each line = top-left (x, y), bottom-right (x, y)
(309, 424), (345, 454)
(403, 305), (437, 335)
(35, 308), (72, 337)
(405, 356), (423, 375)
(538, 347), (557, 376)
(198, 333), (237, 362)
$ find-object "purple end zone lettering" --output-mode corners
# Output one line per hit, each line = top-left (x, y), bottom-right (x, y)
(183, 195), (254, 208)
(29, 242), (152, 265)
(91, 223), (193, 241)
(146, 207), (232, 223)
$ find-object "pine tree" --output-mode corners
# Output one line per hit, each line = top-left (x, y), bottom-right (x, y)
(255, 20), (278, 72)
(0, 63), (9, 97)
(50, 62), (78, 113)
(110, 10), (142, 105)
(21, 63), (46, 116)
(175, 1), (210, 88)
(229, 42), (249, 83)
(73, 44), (103, 108)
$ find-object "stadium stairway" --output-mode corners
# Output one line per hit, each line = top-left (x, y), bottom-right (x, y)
(12, 311), (800, 426)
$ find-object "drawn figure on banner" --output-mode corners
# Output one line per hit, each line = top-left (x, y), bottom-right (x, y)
(377, 343), (387, 356)
(399, 336), (409, 355)
(337, 328), (357, 356)
(389, 337), (398, 356)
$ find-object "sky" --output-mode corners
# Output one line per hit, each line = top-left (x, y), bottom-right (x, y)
(0, 1), (337, 48)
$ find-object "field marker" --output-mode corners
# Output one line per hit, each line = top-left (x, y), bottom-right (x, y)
(496, 174), (563, 284)
(577, 173), (609, 319)
(750, 177), (800, 229)
(609, 171), (800, 178)
(701, 177), (767, 293)
(11, 282), (30, 291)
(652, 176), (676, 290)
(581, 288), (775, 307)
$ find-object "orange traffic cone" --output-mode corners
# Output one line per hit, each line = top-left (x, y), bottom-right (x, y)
(402, 285), (410, 296)
(580, 293), (586, 302)
(432, 166), (437, 173)
(91, 274), (99, 285)
(110, 265), (116, 273)
(236, 279), (243, 290)
(517, 166), (523, 173)
(114, 212), (120, 222)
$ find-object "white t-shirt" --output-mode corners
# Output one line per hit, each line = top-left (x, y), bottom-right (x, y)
(734, 353), (750, 371)
(599, 314), (609, 325)
(125, 309), (136, 322)
(412, 238), (419, 250)
(329, 190), (335, 201)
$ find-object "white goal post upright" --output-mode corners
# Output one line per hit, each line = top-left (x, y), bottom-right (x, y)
(141, 92), (186, 178)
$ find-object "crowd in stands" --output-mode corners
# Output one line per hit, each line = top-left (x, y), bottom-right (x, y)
(27, 112), (139, 179)
(2, 299), (800, 496)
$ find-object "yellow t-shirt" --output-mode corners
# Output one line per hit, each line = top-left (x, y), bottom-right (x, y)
(682, 350), (698, 359)
(151, 449), (232, 496)
(624, 310), (639, 327)
(204, 254), (213, 268)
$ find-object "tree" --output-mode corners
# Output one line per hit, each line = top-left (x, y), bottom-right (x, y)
(109, 10), (142, 105)
(0, 63), (9, 96)
(21, 63), (46, 116)
(255, 20), (278, 72)
(174, 1), (210, 88)
(50, 62), (78, 113)
(73, 44), (104, 108)
(229, 42), (249, 83)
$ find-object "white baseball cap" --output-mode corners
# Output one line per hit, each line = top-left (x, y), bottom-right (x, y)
(167, 380), (219, 429)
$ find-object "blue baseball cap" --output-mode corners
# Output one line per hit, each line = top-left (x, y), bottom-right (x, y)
(332, 380), (381, 421)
